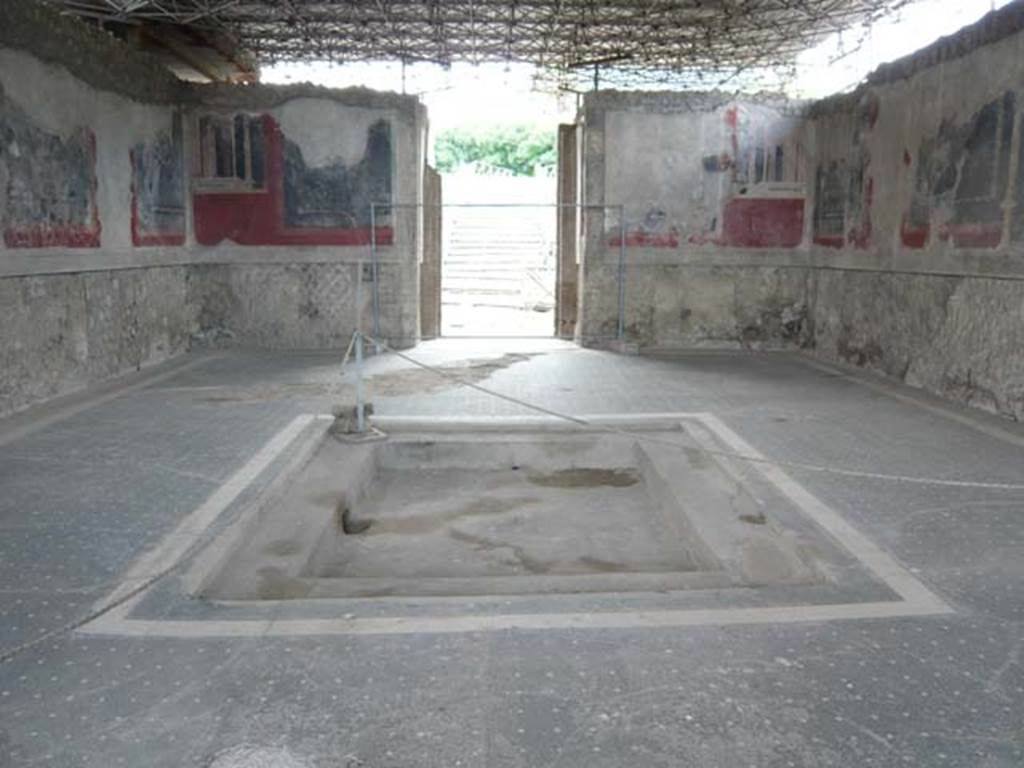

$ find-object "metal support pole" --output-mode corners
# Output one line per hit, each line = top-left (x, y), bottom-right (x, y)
(616, 204), (626, 341)
(354, 245), (366, 434)
(354, 329), (365, 434)
(370, 203), (382, 354)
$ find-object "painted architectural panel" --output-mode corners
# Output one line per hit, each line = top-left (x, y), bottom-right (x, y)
(131, 112), (186, 246)
(812, 162), (846, 248)
(812, 93), (876, 250)
(193, 114), (393, 246)
(607, 101), (805, 250)
(720, 197), (804, 248)
(903, 91), (1014, 249)
(0, 85), (100, 248)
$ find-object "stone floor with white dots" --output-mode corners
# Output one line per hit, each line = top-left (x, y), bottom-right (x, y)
(1, 340), (1022, 767)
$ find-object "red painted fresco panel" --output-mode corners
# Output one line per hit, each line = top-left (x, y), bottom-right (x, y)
(899, 213), (928, 249)
(948, 223), (1002, 249)
(607, 230), (680, 248)
(193, 115), (393, 247)
(721, 197), (804, 248)
(3, 225), (101, 248)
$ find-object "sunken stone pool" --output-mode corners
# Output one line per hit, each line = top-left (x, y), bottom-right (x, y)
(190, 419), (825, 601)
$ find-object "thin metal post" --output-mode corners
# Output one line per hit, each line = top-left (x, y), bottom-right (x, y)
(354, 245), (366, 434)
(354, 329), (365, 434)
(370, 203), (382, 354)
(616, 204), (626, 341)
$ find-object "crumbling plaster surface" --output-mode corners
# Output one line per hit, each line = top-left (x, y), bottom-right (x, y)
(186, 81), (421, 112)
(0, 0), (426, 416)
(577, 5), (1024, 420)
(187, 260), (420, 350)
(0, 0), (181, 104)
(582, 263), (811, 349)
(811, 271), (1024, 420)
(577, 90), (812, 349)
(802, 3), (1024, 420)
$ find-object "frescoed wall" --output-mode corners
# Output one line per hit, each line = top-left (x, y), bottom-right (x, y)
(803, 8), (1024, 420)
(0, 0), (426, 417)
(811, 93), (876, 249)
(579, 92), (812, 351)
(131, 111), (186, 246)
(901, 91), (1015, 249)
(602, 96), (806, 250)
(0, 84), (100, 248)
(0, 36), (193, 418)
(700, 103), (805, 249)
(576, 7), (1024, 422)
(192, 113), (394, 247)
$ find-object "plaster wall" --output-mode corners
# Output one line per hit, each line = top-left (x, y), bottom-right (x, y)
(0, 48), (184, 250)
(0, 45), (196, 416)
(578, 3), (1024, 418)
(804, 3), (1024, 419)
(577, 91), (811, 349)
(0, 0), (426, 417)
(181, 87), (427, 349)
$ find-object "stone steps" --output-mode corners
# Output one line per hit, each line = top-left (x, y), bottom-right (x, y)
(440, 177), (557, 319)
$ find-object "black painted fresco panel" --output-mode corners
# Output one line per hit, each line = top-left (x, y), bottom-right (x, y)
(283, 119), (392, 230)
(0, 83), (99, 247)
(813, 162), (845, 243)
(131, 112), (185, 245)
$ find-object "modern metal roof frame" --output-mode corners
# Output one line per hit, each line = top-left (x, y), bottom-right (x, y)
(45, 0), (912, 89)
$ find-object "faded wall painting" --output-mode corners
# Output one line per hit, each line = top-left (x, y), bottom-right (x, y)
(812, 162), (845, 247)
(131, 112), (185, 246)
(0, 84), (100, 248)
(610, 101), (806, 250)
(193, 113), (393, 247)
(688, 103), (805, 248)
(283, 120), (391, 229)
(812, 92), (877, 249)
(902, 91), (1014, 249)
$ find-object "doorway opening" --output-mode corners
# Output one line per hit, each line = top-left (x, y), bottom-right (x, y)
(440, 176), (557, 337)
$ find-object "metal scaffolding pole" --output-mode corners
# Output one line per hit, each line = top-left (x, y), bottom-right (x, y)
(370, 202), (382, 355)
(46, 0), (909, 92)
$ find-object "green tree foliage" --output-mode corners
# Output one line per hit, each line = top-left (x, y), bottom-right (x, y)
(434, 124), (556, 176)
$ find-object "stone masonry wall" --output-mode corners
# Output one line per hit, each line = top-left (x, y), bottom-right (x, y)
(804, 2), (1024, 420)
(0, 1), (193, 417)
(577, 90), (812, 350)
(0, 0), (425, 417)
(0, 267), (195, 415)
(579, 2), (1024, 418)
(810, 270), (1024, 418)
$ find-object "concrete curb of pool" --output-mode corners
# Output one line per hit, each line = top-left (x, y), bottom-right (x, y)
(78, 412), (954, 638)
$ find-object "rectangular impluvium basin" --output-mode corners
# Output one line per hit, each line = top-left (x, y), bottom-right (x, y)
(192, 422), (824, 600)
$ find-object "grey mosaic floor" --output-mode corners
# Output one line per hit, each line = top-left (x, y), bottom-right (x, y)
(1, 340), (1022, 767)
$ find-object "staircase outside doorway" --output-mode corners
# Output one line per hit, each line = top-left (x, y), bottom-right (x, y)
(441, 172), (556, 337)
